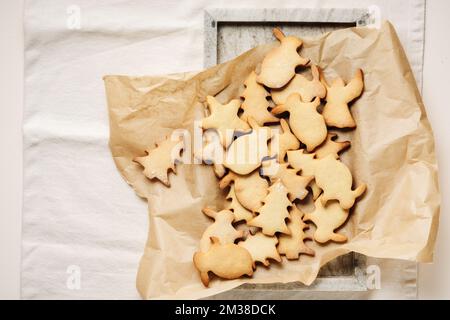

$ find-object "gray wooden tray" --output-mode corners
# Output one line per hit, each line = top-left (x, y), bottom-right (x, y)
(203, 8), (370, 295)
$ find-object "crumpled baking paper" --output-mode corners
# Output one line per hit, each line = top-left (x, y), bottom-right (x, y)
(103, 21), (440, 300)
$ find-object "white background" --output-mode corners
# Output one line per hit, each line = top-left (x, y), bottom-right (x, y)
(1, 0), (449, 299)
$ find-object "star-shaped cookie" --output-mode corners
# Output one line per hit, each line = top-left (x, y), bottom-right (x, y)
(201, 96), (250, 147)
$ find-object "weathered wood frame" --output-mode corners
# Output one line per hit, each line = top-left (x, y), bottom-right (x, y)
(204, 8), (370, 68)
(204, 7), (370, 292)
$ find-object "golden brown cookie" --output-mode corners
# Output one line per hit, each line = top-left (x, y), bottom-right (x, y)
(268, 119), (300, 163)
(238, 232), (281, 267)
(314, 155), (366, 209)
(248, 180), (292, 236)
(288, 151), (366, 208)
(287, 149), (322, 200)
(226, 185), (254, 223)
(315, 133), (350, 159)
(201, 96), (250, 147)
(223, 118), (272, 175)
(303, 197), (349, 243)
(321, 69), (364, 128)
(194, 130), (226, 178)
(200, 208), (244, 252)
(219, 171), (269, 212)
(271, 64), (326, 104)
(261, 159), (312, 202)
(278, 206), (315, 259)
(272, 95), (327, 152)
(257, 28), (310, 89)
(134, 136), (184, 187)
(193, 237), (254, 287)
(241, 71), (280, 126)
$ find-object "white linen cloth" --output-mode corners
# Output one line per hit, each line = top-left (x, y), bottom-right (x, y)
(22, 0), (425, 299)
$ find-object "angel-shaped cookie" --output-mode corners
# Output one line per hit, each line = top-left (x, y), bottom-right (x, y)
(201, 96), (250, 147)
(272, 95), (327, 152)
(271, 64), (326, 104)
(257, 28), (310, 89)
(134, 135), (184, 187)
(321, 69), (364, 128)
(241, 71), (280, 126)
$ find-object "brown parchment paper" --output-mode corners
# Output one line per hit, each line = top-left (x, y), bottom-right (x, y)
(103, 21), (440, 300)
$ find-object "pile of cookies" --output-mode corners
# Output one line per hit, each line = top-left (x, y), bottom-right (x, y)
(134, 28), (366, 287)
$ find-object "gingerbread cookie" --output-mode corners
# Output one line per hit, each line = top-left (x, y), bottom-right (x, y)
(241, 71), (280, 126)
(272, 95), (327, 152)
(201, 96), (250, 147)
(269, 119), (300, 163)
(278, 206), (315, 259)
(261, 159), (312, 202)
(303, 197), (349, 243)
(134, 136), (184, 187)
(226, 185), (254, 223)
(315, 133), (350, 159)
(257, 28), (310, 88)
(238, 232), (281, 267)
(223, 118), (272, 175)
(271, 64), (326, 104)
(194, 237), (254, 287)
(248, 180), (292, 236)
(219, 171), (269, 212)
(200, 208), (244, 252)
(321, 69), (364, 128)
